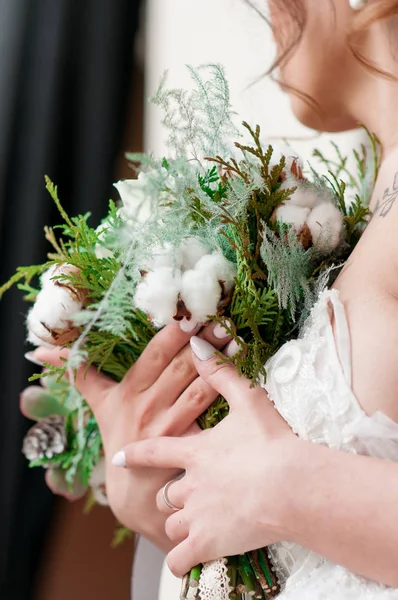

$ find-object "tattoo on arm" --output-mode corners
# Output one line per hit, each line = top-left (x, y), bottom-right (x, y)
(375, 172), (398, 218)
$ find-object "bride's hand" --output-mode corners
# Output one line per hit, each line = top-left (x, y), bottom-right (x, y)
(30, 322), (233, 550)
(116, 336), (301, 575)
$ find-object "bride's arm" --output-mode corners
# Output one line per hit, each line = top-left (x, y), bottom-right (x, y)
(282, 439), (398, 587)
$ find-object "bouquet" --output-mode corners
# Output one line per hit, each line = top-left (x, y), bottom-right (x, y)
(1, 64), (379, 599)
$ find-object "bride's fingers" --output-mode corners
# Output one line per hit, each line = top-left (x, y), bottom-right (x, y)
(167, 536), (200, 578)
(190, 337), (280, 407)
(28, 346), (114, 411)
(149, 322), (233, 407)
(121, 321), (201, 394)
(164, 511), (189, 544)
(114, 436), (193, 470)
(156, 478), (186, 514)
(160, 377), (218, 436)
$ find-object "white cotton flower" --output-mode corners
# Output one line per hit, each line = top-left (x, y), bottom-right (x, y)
(275, 204), (311, 229)
(40, 264), (60, 288)
(31, 284), (82, 330)
(27, 264), (84, 347)
(142, 243), (183, 271)
(194, 252), (237, 292)
(280, 180), (320, 210)
(180, 269), (222, 322)
(26, 328), (55, 349)
(307, 202), (343, 252)
(134, 267), (182, 327)
(179, 237), (210, 270)
(285, 154), (304, 175)
(141, 237), (210, 273)
(267, 142), (303, 176)
(27, 284), (82, 346)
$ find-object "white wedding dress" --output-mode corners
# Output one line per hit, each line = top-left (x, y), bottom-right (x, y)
(262, 288), (398, 599)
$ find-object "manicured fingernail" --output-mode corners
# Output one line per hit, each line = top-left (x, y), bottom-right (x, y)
(225, 338), (242, 357)
(112, 450), (126, 468)
(190, 336), (216, 361)
(212, 321), (230, 339)
(179, 319), (199, 333)
(24, 352), (44, 367)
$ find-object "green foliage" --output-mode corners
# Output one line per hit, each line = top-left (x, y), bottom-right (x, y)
(0, 263), (51, 300)
(344, 195), (371, 246)
(260, 224), (316, 319)
(111, 525), (134, 548)
(151, 63), (240, 161)
(197, 165), (227, 202)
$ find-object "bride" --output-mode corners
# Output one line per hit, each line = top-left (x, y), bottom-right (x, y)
(33, 0), (398, 596)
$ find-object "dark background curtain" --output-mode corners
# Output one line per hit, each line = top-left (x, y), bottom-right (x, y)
(0, 1), (142, 598)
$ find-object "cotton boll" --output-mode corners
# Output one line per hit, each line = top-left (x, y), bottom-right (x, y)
(280, 180), (320, 210)
(27, 307), (80, 347)
(26, 326), (55, 349)
(180, 269), (222, 322)
(194, 252), (237, 292)
(179, 237), (210, 270)
(285, 155), (304, 178)
(267, 142), (303, 177)
(134, 267), (182, 327)
(307, 202), (344, 253)
(27, 264), (85, 346)
(40, 264), (85, 299)
(40, 264), (60, 288)
(141, 243), (183, 271)
(27, 284), (83, 346)
(275, 204), (311, 229)
(33, 286), (82, 330)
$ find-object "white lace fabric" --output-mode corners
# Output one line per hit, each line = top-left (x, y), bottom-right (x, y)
(199, 559), (233, 600)
(263, 289), (398, 598)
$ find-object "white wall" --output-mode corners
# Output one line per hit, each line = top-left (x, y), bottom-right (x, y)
(134, 2), (362, 598)
(144, 0), (361, 160)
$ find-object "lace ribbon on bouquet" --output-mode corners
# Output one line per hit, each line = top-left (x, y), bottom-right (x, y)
(198, 559), (233, 600)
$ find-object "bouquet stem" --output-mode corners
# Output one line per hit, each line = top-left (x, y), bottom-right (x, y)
(189, 565), (202, 596)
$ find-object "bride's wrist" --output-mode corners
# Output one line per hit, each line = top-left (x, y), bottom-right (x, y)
(256, 436), (315, 545)
(273, 439), (344, 548)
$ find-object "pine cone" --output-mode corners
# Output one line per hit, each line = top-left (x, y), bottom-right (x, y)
(22, 416), (67, 462)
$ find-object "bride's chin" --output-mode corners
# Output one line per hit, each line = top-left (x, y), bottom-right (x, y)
(288, 94), (358, 134)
